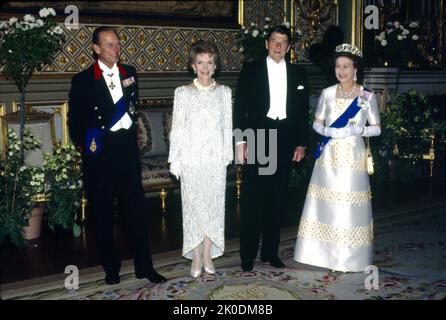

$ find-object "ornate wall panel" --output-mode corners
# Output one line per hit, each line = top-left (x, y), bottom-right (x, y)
(243, 0), (285, 27)
(42, 24), (242, 74)
(294, 0), (338, 62)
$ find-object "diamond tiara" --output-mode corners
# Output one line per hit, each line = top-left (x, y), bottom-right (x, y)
(335, 43), (363, 58)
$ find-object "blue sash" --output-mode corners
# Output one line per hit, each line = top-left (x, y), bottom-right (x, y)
(108, 97), (127, 130)
(313, 88), (371, 159)
(85, 96), (127, 155)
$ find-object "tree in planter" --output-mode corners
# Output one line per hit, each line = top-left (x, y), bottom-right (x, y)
(43, 143), (82, 237)
(0, 129), (45, 248)
(371, 90), (446, 184)
(0, 7), (65, 146)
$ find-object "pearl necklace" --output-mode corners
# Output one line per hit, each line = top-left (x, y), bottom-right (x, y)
(337, 83), (356, 99)
(193, 78), (216, 91)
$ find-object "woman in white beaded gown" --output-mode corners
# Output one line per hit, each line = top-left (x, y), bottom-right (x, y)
(294, 44), (381, 272)
(168, 40), (233, 278)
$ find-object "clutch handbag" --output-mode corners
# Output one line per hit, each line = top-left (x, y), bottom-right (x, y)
(365, 137), (374, 175)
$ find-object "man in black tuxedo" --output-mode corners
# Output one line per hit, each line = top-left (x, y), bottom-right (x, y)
(67, 26), (165, 285)
(234, 25), (309, 272)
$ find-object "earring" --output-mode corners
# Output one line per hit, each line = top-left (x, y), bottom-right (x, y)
(353, 73), (357, 82)
(194, 69), (197, 75)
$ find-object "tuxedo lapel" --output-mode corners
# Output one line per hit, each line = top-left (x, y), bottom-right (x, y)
(260, 60), (270, 115)
(286, 61), (293, 114)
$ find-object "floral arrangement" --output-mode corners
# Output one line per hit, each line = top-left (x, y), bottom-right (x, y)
(0, 7), (65, 145)
(0, 129), (45, 247)
(375, 21), (421, 68)
(236, 17), (301, 63)
(43, 143), (82, 237)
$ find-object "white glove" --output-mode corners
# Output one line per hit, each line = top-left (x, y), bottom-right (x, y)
(313, 122), (351, 139)
(169, 162), (181, 179)
(362, 125), (381, 137)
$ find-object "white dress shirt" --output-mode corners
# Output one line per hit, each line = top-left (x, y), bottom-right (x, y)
(97, 59), (132, 131)
(266, 56), (287, 120)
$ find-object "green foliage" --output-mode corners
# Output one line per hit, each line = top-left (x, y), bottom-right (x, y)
(43, 144), (82, 237)
(371, 90), (446, 183)
(0, 8), (65, 91)
(0, 129), (44, 248)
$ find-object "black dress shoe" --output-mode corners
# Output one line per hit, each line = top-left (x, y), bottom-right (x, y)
(105, 273), (120, 285)
(241, 260), (254, 272)
(269, 256), (285, 269)
(136, 270), (167, 283)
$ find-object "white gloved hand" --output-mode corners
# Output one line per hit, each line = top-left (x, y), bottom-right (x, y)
(313, 122), (355, 139)
(325, 126), (351, 139)
(362, 125), (381, 137)
(169, 162), (181, 179)
(345, 125), (364, 136)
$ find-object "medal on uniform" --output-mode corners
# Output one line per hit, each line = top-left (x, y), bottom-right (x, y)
(90, 138), (97, 153)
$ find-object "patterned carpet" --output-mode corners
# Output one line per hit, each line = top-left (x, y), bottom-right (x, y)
(2, 205), (446, 300)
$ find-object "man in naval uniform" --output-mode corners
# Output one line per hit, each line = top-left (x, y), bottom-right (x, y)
(68, 26), (166, 285)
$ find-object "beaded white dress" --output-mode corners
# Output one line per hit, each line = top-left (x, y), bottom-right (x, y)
(168, 83), (233, 260)
(294, 84), (381, 272)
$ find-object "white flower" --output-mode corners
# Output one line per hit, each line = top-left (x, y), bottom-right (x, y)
(36, 19), (44, 27)
(381, 39), (387, 46)
(23, 14), (35, 23)
(52, 25), (63, 35)
(409, 21), (419, 28)
(264, 17), (271, 22)
(397, 35), (403, 40)
(9, 17), (18, 25)
(251, 22), (255, 27)
(244, 29), (249, 34)
(48, 8), (56, 16)
(241, 25), (246, 30)
(8, 49), (12, 53)
(394, 21), (400, 27)
(412, 35), (419, 40)
(252, 30), (259, 37)
(0, 22), (8, 29)
(402, 29), (409, 35)
(282, 21), (290, 28)
(239, 47), (244, 52)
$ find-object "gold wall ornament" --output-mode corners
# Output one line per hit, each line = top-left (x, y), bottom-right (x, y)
(160, 188), (167, 213)
(294, 0), (337, 62)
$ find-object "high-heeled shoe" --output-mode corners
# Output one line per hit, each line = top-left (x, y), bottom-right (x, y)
(190, 259), (202, 278)
(203, 259), (216, 275)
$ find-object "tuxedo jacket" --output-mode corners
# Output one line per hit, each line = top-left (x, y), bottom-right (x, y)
(234, 59), (310, 151)
(68, 62), (139, 150)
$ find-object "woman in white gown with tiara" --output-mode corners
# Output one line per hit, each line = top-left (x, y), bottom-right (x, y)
(294, 44), (381, 272)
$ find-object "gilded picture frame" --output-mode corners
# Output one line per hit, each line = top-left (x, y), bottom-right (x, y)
(1, 1), (240, 28)
(12, 100), (68, 146)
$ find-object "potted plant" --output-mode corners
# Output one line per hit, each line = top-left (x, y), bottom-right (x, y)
(0, 7), (65, 149)
(43, 143), (82, 237)
(0, 129), (45, 248)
